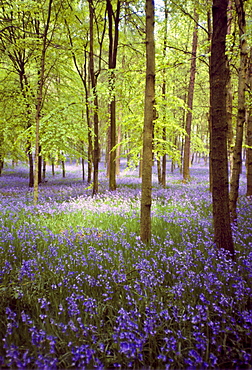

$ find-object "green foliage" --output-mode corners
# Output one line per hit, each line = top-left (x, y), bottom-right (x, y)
(0, 0), (249, 170)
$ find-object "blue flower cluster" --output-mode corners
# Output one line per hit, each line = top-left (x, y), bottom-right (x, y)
(0, 161), (252, 368)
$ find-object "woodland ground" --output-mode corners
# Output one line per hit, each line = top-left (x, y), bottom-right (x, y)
(0, 159), (252, 369)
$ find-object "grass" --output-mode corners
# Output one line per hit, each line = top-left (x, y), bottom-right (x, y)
(0, 160), (252, 369)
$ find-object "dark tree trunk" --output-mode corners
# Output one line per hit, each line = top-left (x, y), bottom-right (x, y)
(27, 148), (34, 188)
(157, 159), (162, 184)
(62, 160), (66, 178)
(107, 0), (120, 191)
(161, 0), (168, 187)
(229, 0), (248, 221)
(227, 0), (234, 168)
(51, 158), (55, 176)
(140, 0), (155, 243)
(82, 157), (85, 182)
(42, 159), (46, 180)
(183, 8), (198, 181)
(210, 0), (234, 256)
(246, 51), (252, 196)
(0, 159), (3, 176)
(88, 0), (100, 196)
(38, 145), (42, 184)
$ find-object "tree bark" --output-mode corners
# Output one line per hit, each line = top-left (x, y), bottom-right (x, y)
(140, 0), (155, 243)
(62, 160), (66, 178)
(38, 145), (42, 184)
(161, 0), (168, 187)
(116, 123), (121, 175)
(229, 0), (248, 221)
(107, 0), (120, 191)
(183, 8), (198, 181)
(246, 50), (252, 196)
(83, 51), (93, 183)
(210, 0), (234, 256)
(88, 0), (100, 196)
(33, 0), (53, 205)
(226, 0), (234, 169)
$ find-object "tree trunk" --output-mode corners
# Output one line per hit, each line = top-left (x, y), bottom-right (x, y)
(183, 8), (198, 181)
(157, 159), (161, 184)
(161, 0), (168, 187)
(210, 0), (234, 256)
(106, 124), (111, 178)
(140, 0), (155, 243)
(62, 160), (66, 178)
(227, 0), (234, 167)
(83, 51), (93, 184)
(65, 21), (93, 185)
(51, 158), (55, 176)
(38, 145), (42, 184)
(88, 0), (100, 196)
(107, 0), (120, 191)
(116, 123), (121, 175)
(81, 157), (85, 182)
(27, 148), (34, 187)
(42, 159), (46, 180)
(33, 0), (53, 205)
(0, 152), (3, 176)
(229, 0), (248, 221)
(19, 71), (34, 188)
(246, 50), (252, 196)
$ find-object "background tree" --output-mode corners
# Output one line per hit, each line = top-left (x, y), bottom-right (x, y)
(140, 0), (155, 243)
(246, 49), (252, 196)
(183, 6), (199, 181)
(107, 0), (121, 191)
(33, 0), (54, 205)
(229, 0), (249, 221)
(0, 1), (36, 186)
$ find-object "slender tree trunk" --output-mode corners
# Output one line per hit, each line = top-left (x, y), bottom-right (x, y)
(33, 0), (53, 205)
(0, 136), (4, 175)
(0, 160), (3, 176)
(210, 0), (234, 256)
(116, 123), (121, 175)
(227, 0), (234, 170)
(107, 0), (120, 191)
(82, 157), (85, 182)
(89, 1), (100, 196)
(66, 21), (93, 185)
(246, 50), (252, 196)
(140, 0), (155, 243)
(162, 154), (166, 179)
(51, 158), (55, 176)
(183, 8), (198, 181)
(180, 93), (187, 175)
(157, 159), (161, 183)
(62, 160), (66, 178)
(207, 7), (213, 192)
(27, 149), (34, 187)
(161, 0), (168, 187)
(229, 0), (248, 221)
(106, 124), (111, 178)
(83, 52), (93, 183)
(19, 72), (34, 188)
(38, 145), (42, 184)
(42, 159), (46, 180)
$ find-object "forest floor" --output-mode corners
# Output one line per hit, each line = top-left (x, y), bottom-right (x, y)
(0, 159), (252, 369)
